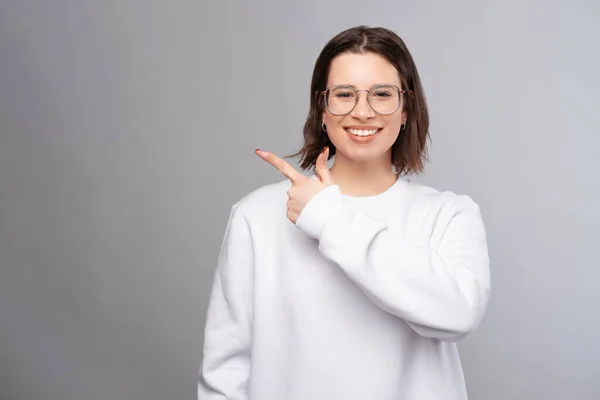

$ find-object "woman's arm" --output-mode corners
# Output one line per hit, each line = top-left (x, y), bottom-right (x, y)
(296, 185), (490, 343)
(198, 203), (254, 399)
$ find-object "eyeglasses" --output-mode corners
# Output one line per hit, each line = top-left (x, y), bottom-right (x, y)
(321, 84), (406, 115)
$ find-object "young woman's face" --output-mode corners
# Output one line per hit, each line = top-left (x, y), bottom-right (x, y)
(322, 52), (407, 164)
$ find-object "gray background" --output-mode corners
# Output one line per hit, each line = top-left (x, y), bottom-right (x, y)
(1, 0), (598, 399)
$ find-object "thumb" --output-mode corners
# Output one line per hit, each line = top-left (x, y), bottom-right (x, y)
(315, 146), (332, 186)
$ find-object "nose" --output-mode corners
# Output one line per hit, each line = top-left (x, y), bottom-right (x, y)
(350, 90), (375, 120)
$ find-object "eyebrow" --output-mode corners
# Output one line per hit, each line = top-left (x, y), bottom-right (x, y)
(330, 83), (400, 88)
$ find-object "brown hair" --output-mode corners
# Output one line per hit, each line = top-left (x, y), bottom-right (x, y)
(289, 26), (430, 176)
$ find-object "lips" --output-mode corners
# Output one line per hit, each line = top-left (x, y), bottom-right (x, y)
(343, 127), (382, 144)
(346, 128), (379, 137)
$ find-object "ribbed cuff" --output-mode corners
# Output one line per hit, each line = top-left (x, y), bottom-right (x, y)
(295, 185), (345, 239)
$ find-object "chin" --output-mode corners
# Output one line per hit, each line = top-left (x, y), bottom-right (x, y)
(336, 147), (389, 163)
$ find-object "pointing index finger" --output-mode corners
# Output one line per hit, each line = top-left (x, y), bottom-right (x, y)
(256, 149), (303, 184)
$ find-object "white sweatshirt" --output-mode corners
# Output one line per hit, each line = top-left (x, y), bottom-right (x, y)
(198, 176), (490, 400)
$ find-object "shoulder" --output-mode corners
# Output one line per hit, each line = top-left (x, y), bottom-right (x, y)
(399, 179), (486, 246)
(402, 178), (482, 216)
(230, 178), (291, 221)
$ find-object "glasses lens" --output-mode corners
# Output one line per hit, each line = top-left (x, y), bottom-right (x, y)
(368, 85), (401, 114)
(326, 86), (356, 115)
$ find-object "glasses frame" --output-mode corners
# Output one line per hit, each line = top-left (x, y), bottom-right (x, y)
(321, 84), (407, 116)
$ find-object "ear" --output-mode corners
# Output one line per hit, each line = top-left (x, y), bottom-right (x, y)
(402, 110), (408, 125)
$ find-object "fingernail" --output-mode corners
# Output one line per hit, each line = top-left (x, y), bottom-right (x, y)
(322, 146), (328, 154)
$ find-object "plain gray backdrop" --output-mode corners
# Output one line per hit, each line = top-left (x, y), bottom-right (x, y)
(1, 0), (598, 399)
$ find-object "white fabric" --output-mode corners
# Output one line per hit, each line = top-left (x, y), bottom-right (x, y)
(199, 176), (490, 400)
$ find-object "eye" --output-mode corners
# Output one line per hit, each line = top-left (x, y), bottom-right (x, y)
(372, 90), (393, 98)
(335, 91), (355, 99)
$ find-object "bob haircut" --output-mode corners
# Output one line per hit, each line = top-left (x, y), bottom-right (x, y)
(290, 26), (430, 176)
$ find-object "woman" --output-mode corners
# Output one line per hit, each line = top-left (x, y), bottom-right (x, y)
(198, 26), (490, 400)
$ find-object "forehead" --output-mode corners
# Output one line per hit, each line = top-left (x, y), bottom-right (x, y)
(327, 52), (401, 87)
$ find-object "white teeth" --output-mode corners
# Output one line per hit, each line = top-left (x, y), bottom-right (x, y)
(347, 128), (379, 137)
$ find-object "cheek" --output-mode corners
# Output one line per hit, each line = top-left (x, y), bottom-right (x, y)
(383, 115), (404, 134)
(324, 114), (345, 130)
(323, 118), (348, 148)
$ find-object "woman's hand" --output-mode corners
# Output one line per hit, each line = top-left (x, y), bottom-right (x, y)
(256, 147), (332, 224)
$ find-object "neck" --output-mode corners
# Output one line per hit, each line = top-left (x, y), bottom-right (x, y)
(329, 151), (398, 197)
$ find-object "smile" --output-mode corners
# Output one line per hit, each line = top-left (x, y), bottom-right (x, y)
(345, 128), (381, 137)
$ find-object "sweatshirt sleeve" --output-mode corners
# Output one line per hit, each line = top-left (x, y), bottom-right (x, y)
(295, 185), (490, 342)
(198, 203), (254, 399)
